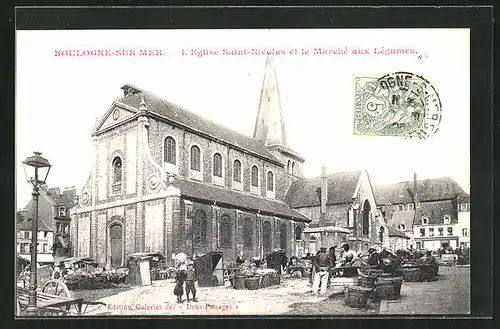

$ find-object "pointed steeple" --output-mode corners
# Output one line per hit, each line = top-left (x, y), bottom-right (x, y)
(253, 56), (288, 147)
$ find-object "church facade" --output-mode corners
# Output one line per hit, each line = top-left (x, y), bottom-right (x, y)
(71, 57), (310, 268)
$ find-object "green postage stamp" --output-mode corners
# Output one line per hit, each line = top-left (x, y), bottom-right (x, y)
(353, 72), (442, 139)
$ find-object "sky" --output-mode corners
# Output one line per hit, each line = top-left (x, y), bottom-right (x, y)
(15, 29), (470, 209)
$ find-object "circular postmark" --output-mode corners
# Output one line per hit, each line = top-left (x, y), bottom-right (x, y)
(355, 72), (442, 139)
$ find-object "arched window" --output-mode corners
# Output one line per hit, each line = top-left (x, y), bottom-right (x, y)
(213, 153), (222, 177)
(190, 145), (201, 171)
(233, 160), (242, 182)
(291, 162), (295, 176)
(220, 215), (232, 248)
(280, 223), (287, 250)
(193, 209), (207, 243)
(295, 226), (302, 240)
(379, 226), (385, 244)
(287, 160), (291, 173)
(164, 137), (176, 165)
(267, 171), (274, 191)
(251, 166), (259, 187)
(112, 156), (122, 194)
(362, 200), (370, 236)
(263, 221), (272, 251)
(243, 218), (253, 248)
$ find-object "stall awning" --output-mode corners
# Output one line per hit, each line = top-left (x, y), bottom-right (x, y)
(17, 254), (54, 264)
(303, 226), (351, 234)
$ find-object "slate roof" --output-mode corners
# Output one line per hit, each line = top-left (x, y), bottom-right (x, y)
(16, 212), (52, 232)
(414, 199), (458, 225)
(46, 188), (77, 208)
(285, 171), (362, 208)
(374, 177), (469, 205)
(174, 178), (310, 222)
(387, 226), (409, 239)
(388, 211), (415, 228)
(115, 85), (282, 166)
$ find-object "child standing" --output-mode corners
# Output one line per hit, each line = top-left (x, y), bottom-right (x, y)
(173, 269), (187, 303)
(185, 263), (197, 302)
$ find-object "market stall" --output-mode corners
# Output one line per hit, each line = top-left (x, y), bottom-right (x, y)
(225, 260), (279, 290)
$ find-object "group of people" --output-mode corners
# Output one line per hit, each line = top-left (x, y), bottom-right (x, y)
(173, 254), (198, 303)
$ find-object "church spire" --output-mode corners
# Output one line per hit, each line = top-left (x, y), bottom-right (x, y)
(253, 56), (288, 147)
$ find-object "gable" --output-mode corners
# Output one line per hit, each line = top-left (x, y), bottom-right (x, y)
(94, 103), (137, 134)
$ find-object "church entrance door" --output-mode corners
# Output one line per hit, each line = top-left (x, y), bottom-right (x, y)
(110, 224), (123, 268)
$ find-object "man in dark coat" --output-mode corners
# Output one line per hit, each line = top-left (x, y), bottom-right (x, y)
(326, 246), (337, 288)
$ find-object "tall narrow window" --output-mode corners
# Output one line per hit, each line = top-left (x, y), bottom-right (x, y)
(447, 227), (453, 236)
(112, 156), (122, 194)
(233, 160), (242, 182)
(164, 137), (176, 165)
(443, 215), (451, 224)
(213, 153), (222, 177)
(193, 209), (207, 243)
(190, 146), (201, 171)
(295, 226), (302, 240)
(220, 215), (232, 248)
(251, 166), (259, 187)
(421, 216), (428, 225)
(267, 171), (274, 191)
(291, 162), (295, 175)
(280, 223), (287, 250)
(263, 221), (272, 252)
(287, 160), (291, 173)
(243, 218), (253, 248)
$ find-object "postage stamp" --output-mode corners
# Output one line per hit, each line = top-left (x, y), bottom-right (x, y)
(353, 72), (442, 139)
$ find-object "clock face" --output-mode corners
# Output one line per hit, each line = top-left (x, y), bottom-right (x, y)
(112, 109), (120, 120)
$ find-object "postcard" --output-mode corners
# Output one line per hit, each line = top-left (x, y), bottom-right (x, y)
(16, 27), (470, 317)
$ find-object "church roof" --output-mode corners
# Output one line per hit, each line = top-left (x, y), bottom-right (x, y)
(374, 177), (469, 205)
(285, 171), (362, 208)
(174, 177), (310, 222)
(116, 87), (283, 166)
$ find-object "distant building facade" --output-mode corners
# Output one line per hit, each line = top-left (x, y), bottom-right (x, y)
(374, 175), (470, 251)
(72, 57), (311, 268)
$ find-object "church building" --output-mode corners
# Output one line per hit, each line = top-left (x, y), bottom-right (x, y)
(71, 57), (310, 268)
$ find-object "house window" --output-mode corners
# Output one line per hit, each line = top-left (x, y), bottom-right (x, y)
(398, 224), (406, 231)
(462, 228), (468, 237)
(295, 226), (302, 240)
(421, 216), (428, 225)
(398, 204), (404, 211)
(213, 153), (223, 177)
(407, 203), (414, 211)
(428, 227), (434, 237)
(438, 227), (443, 236)
(420, 228), (425, 237)
(267, 171), (274, 191)
(164, 136), (176, 165)
(58, 206), (67, 217)
(416, 241), (421, 250)
(243, 218), (253, 248)
(21, 243), (30, 253)
(447, 227), (453, 236)
(111, 156), (122, 194)
(233, 160), (242, 182)
(44, 231), (49, 238)
(460, 203), (467, 211)
(190, 146), (201, 171)
(193, 209), (207, 244)
(251, 166), (259, 187)
(220, 215), (232, 248)
(24, 231), (30, 239)
(443, 215), (451, 224)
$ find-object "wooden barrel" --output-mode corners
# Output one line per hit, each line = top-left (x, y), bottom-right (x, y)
(344, 285), (372, 308)
(233, 276), (246, 290)
(401, 267), (422, 282)
(245, 276), (260, 290)
(375, 277), (403, 300)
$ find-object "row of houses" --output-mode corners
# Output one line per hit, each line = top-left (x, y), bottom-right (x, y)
(17, 56), (470, 269)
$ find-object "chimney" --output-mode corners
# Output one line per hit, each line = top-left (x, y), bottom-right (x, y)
(320, 164), (328, 225)
(413, 172), (419, 208)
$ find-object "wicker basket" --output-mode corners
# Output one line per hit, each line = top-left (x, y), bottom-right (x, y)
(259, 275), (271, 288)
(375, 277), (403, 300)
(401, 267), (422, 282)
(245, 276), (260, 290)
(233, 276), (246, 290)
(344, 285), (372, 308)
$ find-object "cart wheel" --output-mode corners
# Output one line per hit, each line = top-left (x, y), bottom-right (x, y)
(41, 279), (73, 299)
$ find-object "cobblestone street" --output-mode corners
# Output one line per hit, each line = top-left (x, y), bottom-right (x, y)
(85, 266), (469, 316)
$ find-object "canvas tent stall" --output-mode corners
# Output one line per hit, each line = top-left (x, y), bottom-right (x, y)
(193, 252), (224, 287)
(126, 253), (165, 286)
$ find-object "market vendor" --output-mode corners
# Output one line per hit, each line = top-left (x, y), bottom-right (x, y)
(367, 246), (380, 266)
(236, 251), (245, 265)
(253, 256), (262, 268)
(338, 243), (356, 266)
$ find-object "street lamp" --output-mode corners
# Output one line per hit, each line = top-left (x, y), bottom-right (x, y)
(22, 152), (51, 316)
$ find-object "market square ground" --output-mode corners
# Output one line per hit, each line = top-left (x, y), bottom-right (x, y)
(79, 266), (469, 316)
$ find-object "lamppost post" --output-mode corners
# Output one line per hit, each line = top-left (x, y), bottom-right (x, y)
(21, 151), (51, 317)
